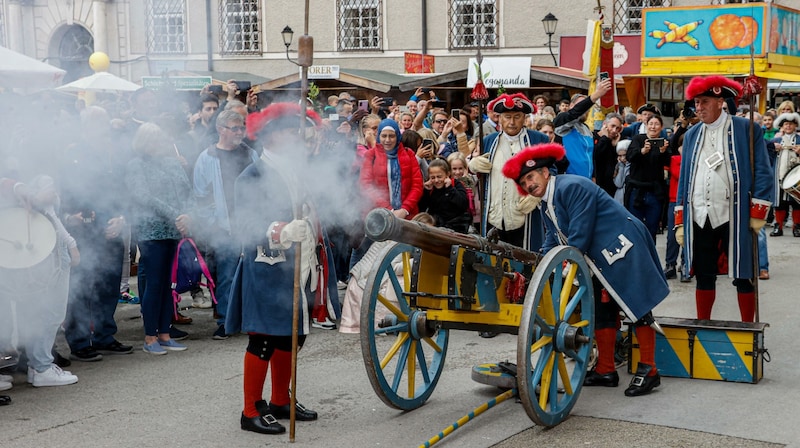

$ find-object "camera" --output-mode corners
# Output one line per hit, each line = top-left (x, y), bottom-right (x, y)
(599, 71), (610, 82)
(451, 109), (461, 120)
(682, 102), (696, 119)
(430, 100), (447, 109)
(422, 138), (436, 149)
(381, 97), (394, 107)
(647, 138), (665, 148)
(358, 100), (369, 111)
(234, 80), (251, 92)
(208, 85), (223, 94)
(420, 88), (431, 93)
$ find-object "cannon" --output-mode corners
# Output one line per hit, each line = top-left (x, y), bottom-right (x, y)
(359, 208), (595, 428)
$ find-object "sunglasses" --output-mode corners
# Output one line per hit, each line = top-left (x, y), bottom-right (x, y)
(222, 125), (246, 132)
(434, 119), (448, 124)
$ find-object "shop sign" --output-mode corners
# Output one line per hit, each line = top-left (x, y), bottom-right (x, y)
(467, 57), (531, 89)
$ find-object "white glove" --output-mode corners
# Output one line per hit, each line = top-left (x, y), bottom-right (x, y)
(281, 219), (308, 243)
(468, 154), (493, 174)
(517, 195), (541, 214)
(675, 225), (684, 247)
(750, 218), (766, 233)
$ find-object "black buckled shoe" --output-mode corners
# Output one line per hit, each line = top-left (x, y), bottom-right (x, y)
(624, 363), (661, 397)
(240, 413), (286, 435)
(770, 224), (783, 237)
(794, 225), (800, 237)
(583, 369), (619, 387)
(266, 401), (318, 421)
(664, 265), (677, 279)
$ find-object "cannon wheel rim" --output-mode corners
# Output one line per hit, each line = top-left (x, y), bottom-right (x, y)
(517, 245), (594, 427)
(360, 242), (449, 411)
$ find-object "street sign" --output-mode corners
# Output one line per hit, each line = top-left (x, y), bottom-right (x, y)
(307, 65), (340, 79)
(141, 76), (213, 90)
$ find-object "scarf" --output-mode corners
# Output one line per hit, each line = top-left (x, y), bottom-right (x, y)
(386, 147), (402, 210)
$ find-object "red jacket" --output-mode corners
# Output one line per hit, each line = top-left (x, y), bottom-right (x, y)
(668, 154), (681, 203)
(359, 144), (423, 218)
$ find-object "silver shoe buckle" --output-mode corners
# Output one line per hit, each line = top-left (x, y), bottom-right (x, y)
(261, 414), (279, 425)
(631, 376), (645, 387)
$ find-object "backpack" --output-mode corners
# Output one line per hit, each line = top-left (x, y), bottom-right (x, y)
(170, 238), (216, 318)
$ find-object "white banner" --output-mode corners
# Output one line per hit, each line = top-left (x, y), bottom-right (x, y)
(466, 57), (531, 89)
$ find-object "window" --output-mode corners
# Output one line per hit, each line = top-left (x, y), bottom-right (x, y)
(448, 0), (498, 49)
(146, 0), (186, 54)
(219, 0), (261, 54)
(613, 0), (671, 34)
(337, 0), (381, 51)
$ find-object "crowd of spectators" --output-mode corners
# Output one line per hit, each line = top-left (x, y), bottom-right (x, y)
(0, 77), (794, 405)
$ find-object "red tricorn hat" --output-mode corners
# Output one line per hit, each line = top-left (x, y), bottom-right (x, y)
(502, 143), (566, 196)
(246, 102), (322, 140)
(685, 76), (742, 101)
(487, 93), (536, 115)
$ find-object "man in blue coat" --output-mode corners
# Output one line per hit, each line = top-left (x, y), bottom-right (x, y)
(227, 103), (336, 435)
(674, 76), (773, 322)
(503, 143), (669, 397)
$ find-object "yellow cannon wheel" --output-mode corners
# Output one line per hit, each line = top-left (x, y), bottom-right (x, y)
(360, 242), (449, 410)
(517, 245), (594, 427)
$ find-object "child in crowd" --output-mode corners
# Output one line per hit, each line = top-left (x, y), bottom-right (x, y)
(339, 213), (435, 334)
(447, 152), (480, 233)
(612, 139), (630, 205)
(418, 158), (471, 233)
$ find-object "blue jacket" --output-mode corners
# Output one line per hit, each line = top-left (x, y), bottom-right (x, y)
(193, 144), (258, 234)
(541, 174), (669, 320)
(677, 115), (774, 279)
(225, 159), (340, 336)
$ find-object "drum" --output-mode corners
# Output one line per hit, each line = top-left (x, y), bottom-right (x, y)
(0, 207), (57, 270)
(782, 165), (800, 203)
(0, 207), (61, 297)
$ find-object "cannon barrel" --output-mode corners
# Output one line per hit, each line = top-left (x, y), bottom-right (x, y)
(364, 208), (541, 265)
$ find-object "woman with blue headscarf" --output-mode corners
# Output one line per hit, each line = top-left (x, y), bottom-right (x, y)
(359, 118), (423, 220)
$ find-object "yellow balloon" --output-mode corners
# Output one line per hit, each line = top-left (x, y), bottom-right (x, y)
(89, 52), (110, 72)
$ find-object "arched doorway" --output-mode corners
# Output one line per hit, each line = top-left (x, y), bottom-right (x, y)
(49, 24), (94, 83)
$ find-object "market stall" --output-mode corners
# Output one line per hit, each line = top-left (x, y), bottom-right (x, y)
(638, 3), (800, 112)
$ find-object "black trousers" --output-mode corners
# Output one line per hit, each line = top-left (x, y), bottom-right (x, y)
(691, 220), (753, 293)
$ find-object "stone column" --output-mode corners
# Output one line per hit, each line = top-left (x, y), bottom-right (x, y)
(6, 0), (25, 53)
(92, 0), (108, 54)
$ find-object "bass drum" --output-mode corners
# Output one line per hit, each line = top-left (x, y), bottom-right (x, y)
(782, 165), (800, 203)
(0, 207), (59, 296)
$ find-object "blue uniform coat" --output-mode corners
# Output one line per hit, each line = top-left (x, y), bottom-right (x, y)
(677, 116), (774, 279)
(225, 159), (339, 336)
(541, 175), (669, 320)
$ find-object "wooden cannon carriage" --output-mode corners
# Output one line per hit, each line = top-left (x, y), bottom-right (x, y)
(359, 208), (596, 427)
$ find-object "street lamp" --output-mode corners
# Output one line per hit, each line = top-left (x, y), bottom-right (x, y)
(282, 25), (299, 66)
(542, 13), (559, 66)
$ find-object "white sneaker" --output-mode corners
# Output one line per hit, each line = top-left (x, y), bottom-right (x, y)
(191, 290), (212, 309)
(32, 364), (78, 387)
(337, 281), (347, 290)
(0, 380), (10, 391)
(0, 374), (11, 383)
(311, 318), (336, 330)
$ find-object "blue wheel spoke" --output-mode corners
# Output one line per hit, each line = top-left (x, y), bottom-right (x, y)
(551, 272), (563, 320)
(534, 314), (554, 335)
(386, 266), (411, 315)
(390, 339), (411, 393)
(374, 323), (408, 336)
(563, 284), (586, 317)
(415, 341), (431, 385)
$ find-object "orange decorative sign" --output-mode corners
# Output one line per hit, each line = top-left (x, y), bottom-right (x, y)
(404, 52), (435, 74)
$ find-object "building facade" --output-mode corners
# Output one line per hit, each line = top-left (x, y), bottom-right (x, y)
(0, 0), (768, 84)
